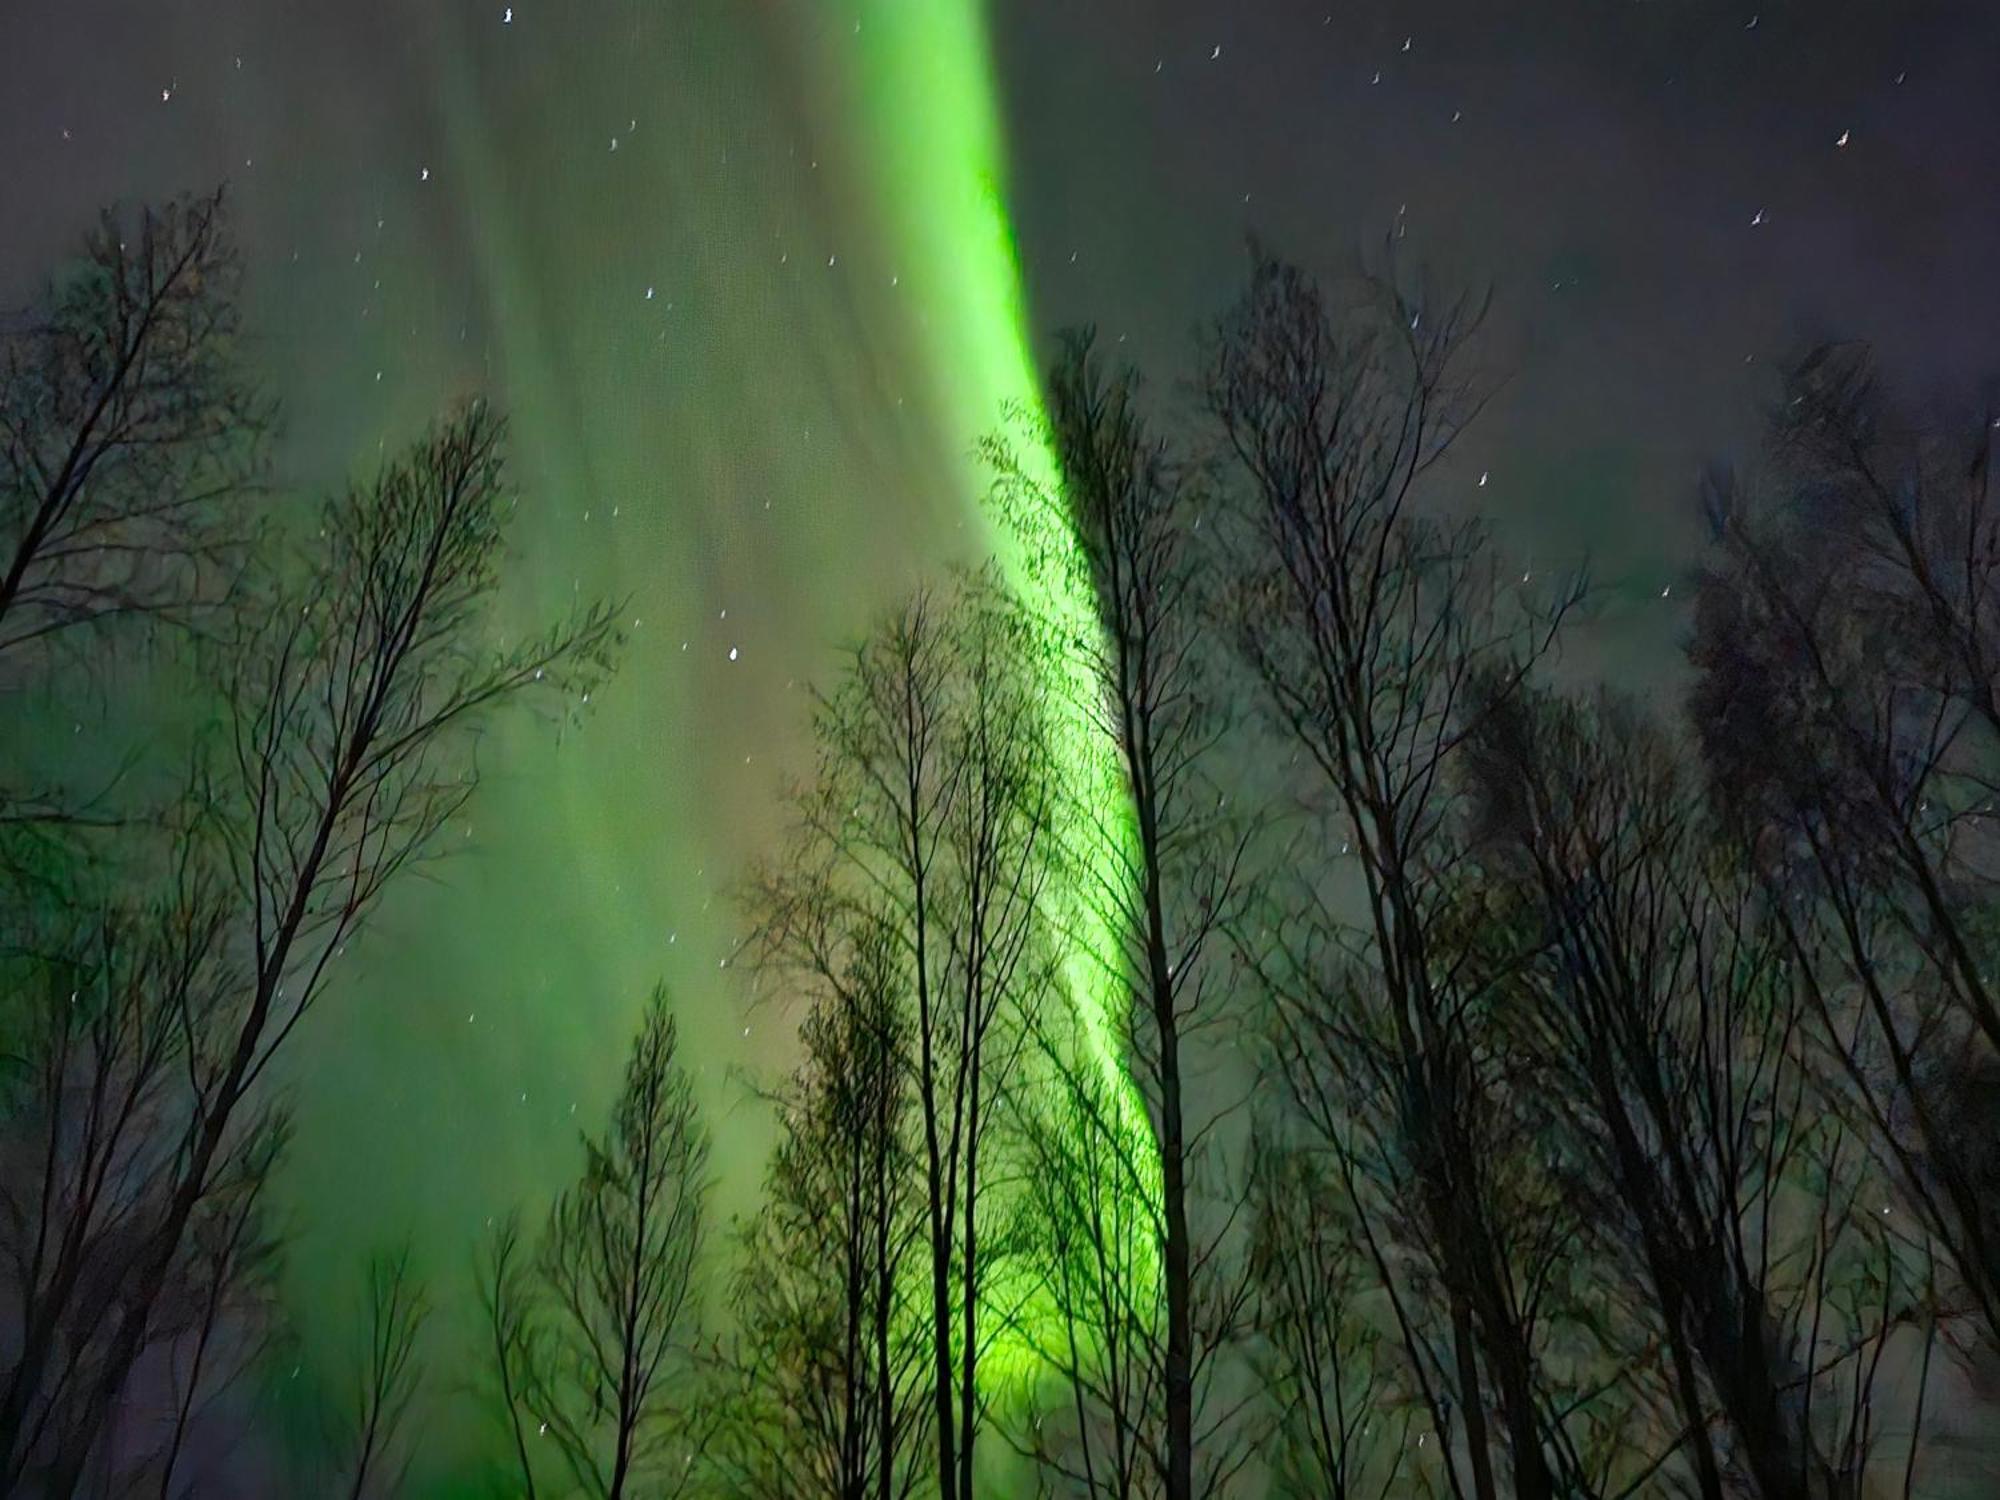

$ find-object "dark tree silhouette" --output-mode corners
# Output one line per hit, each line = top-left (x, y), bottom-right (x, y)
(754, 576), (1055, 1500)
(1692, 345), (2000, 1364)
(331, 1246), (430, 1500)
(999, 1000), (1255, 1500)
(0, 399), (619, 1496)
(0, 191), (264, 669)
(1205, 251), (1586, 1500)
(714, 913), (931, 1500)
(1461, 681), (1921, 1498)
(484, 988), (710, 1500)
(986, 328), (1256, 1499)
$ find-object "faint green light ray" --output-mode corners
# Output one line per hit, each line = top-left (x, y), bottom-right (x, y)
(837, 0), (1161, 1377)
(433, 0), (1158, 1388)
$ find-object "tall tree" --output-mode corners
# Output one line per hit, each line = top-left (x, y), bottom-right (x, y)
(1205, 251), (1582, 1500)
(0, 400), (619, 1495)
(987, 328), (1253, 1499)
(485, 988), (711, 1500)
(765, 576), (1054, 1500)
(715, 913), (930, 1500)
(1692, 344), (2000, 1359)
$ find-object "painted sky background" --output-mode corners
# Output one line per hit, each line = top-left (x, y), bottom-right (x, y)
(5, 0), (2000, 1479)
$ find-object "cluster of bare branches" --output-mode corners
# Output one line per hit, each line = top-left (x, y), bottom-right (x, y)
(1181, 260), (1983, 1498)
(0, 195), (622, 1497)
(718, 254), (2000, 1500)
(706, 915), (932, 1500)
(14, 188), (2000, 1500)
(0, 191), (267, 673)
(478, 990), (712, 1500)
(727, 575), (1059, 1500)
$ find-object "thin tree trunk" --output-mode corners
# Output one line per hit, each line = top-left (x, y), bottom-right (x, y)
(1152, 921), (1193, 1500)
(956, 1052), (981, 1500)
(1448, 1295), (1498, 1500)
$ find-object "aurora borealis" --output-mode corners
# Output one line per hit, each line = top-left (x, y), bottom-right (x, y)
(371, 0), (1155, 1413)
(11, 0), (1152, 1465)
(11, 0), (2000, 1492)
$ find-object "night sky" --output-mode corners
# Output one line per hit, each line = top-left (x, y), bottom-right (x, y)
(7, 0), (1999, 1481)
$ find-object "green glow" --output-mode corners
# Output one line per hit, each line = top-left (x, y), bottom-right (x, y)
(411, 0), (1157, 1400)
(836, 1), (1161, 1377)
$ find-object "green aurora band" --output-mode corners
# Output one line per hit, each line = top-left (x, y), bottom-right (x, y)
(292, 0), (1159, 1415)
(837, 0), (1162, 1378)
(5, 0), (1167, 1479)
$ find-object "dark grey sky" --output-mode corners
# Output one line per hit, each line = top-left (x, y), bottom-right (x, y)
(999, 0), (2000, 664)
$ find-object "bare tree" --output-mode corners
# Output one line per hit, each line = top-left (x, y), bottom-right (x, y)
(0, 399), (620, 1495)
(1691, 345), (2000, 1363)
(486, 987), (710, 1500)
(1460, 680), (1922, 1498)
(999, 1002), (1254, 1500)
(1003, 1007), (1167, 1500)
(474, 1215), (540, 1500)
(151, 1112), (287, 1500)
(760, 575), (1055, 1500)
(1245, 1131), (1410, 1500)
(986, 329), (1255, 1500)
(1204, 250), (1585, 1500)
(0, 852), (255, 1492)
(330, 1246), (429, 1500)
(0, 190), (264, 670)
(713, 913), (930, 1500)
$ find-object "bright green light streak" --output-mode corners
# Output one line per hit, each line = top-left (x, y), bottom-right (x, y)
(442, 0), (1159, 1387)
(839, 2), (1160, 1378)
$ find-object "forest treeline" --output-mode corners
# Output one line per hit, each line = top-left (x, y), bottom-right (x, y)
(2, 194), (1996, 1499)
